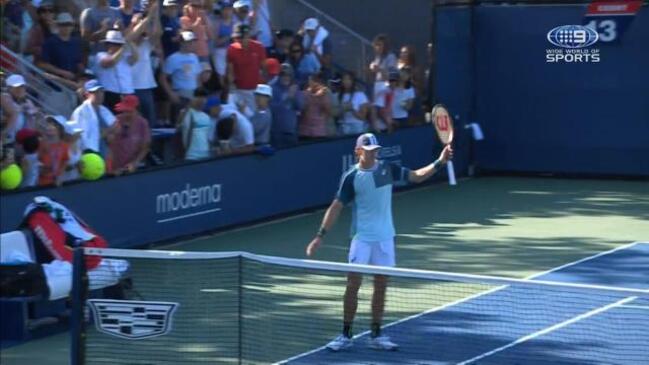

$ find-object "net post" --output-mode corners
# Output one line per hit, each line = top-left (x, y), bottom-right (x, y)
(70, 247), (88, 365)
(238, 254), (243, 365)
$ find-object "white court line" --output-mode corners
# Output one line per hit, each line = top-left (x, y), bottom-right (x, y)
(456, 297), (637, 365)
(274, 242), (644, 364)
(620, 305), (649, 310)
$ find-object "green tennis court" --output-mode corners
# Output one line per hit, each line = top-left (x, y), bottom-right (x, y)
(2, 177), (648, 364)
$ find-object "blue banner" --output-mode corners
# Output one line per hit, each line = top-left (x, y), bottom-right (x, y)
(0, 126), (457, 248)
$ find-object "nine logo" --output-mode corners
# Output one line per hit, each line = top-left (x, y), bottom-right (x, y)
(547, 25), (599, 48)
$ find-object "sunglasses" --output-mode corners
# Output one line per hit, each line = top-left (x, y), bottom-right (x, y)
(39, 8), (55, 13)
(290, 49), (302, 53)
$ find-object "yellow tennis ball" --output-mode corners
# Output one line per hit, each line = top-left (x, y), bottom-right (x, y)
(80, 153), (105, 181)
(0, 163), (23, 190)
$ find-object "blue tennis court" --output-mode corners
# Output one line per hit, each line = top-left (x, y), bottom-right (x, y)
(283, 242), (649, 365)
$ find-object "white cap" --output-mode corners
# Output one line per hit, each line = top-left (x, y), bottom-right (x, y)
(162, 0), (179, 5)
(233, 0), (251, 9)
(355, 133), (381, 151)
(180, 31), (197, 42)
(102, 30), (126, 44)
(304, 18), (319, 31)
(254, 84), (272, 97)
(55, 12), (74, 24)
(6, 74), (26, 88)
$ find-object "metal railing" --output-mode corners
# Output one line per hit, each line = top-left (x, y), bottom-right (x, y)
(1, 45), (78, 118)
(270, 0), (373, 82)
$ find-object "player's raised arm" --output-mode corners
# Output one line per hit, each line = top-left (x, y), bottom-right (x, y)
(408, 145), (453, 184)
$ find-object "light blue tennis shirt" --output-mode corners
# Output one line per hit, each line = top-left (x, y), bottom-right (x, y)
(336, 160), (411, 241)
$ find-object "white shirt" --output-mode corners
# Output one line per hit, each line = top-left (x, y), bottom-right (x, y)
(340, 91), (369, 128)
(70, 100), (116, 153)
(219, 107), (254, 148)
(131, 39), (157, 90)
(391, 87), (415, 119)
(95, 51), (135, 94)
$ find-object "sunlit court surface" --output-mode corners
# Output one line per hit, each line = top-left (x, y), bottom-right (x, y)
(2, 177), (648, 364)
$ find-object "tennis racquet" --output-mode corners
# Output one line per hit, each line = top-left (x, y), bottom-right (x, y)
(431, 104), (457, 185)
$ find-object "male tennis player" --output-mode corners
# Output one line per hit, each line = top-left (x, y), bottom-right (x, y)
(306, 133), (452, 351)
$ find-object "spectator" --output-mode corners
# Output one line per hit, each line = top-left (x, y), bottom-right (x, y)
(96, 30), (138, 109)
(267, 28), (294, 64)
(369, 34), (398, 101)
(128, 6), (162, 127)
(250, 84), (272, 145)
(71, 80), (117, 159)
(337, 71), (370, 136)
(179, 89), (213, 161)
(374, 69), (415, 131)
(301, 18), (332, 78)
(115, 0), (140, 28)
(160, 31), (202, 116)
(80, 0), (121, 54)
(287, 41), (320, 88)
(325, 75), (342, 137)
(1, 0), (25, 52)
(25, 0), (57, 61)
(108, 95), (151, 173)
(197, 62), (223, 96)
(60, 119), (84, 183)
(299, 72), (331, 140)
(214, 112), (254, 155)
(264, 58), (280, 85)
(212, 0), (235, 82)
(232, 0), (254, 32)
(38, 13), (85, 84)
(2, 75), (44, 143)
(38, 115), (70, 186)
(1, 92), (18, 163)
(227, 23), (266, 113)
(270, 64), (302, 148)
(15, 129), (41, 188)
(181, 0), (213, 61)
(397, 45), (424, 94)
(160, 0), (182, 57)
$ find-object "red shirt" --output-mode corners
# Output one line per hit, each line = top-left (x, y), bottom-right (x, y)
(109, 114), (151, 171)
(227, 40), (266, 90)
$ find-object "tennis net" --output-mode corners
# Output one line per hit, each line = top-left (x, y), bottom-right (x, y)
(71, 247), (649, 365)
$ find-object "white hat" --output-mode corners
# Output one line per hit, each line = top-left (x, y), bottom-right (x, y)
(254, 84), (272, 97)
(6, 74), (26, 88)
(102, 30), (126, 44)
(55, 12), (74, 24)
(233, 0), (251, 9)
(355, 133), (381, 151)
(304, 18), (319, 31)
(162, 0), (179, 6)
(180, 31), (197, 42)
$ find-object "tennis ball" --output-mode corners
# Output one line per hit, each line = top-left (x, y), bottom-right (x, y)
(0, 163), (23, 190)
(80, 153), (105, 181)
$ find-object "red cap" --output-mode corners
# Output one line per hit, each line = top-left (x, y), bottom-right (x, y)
(265, 58), (281, 76)
(114, 95), (140, 112)
(15, 128), (40, 144)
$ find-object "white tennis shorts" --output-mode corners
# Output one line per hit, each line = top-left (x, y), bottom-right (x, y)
(348, 238), (395, 267)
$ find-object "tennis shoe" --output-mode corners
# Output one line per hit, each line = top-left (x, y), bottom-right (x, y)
(326, 334), (353, 351)
(368, 335), (399, 351)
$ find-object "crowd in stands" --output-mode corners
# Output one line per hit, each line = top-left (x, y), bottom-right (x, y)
(1, 0), (428, 190)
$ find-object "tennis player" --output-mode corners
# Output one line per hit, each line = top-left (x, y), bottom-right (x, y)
(306, 133), (452, 351)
